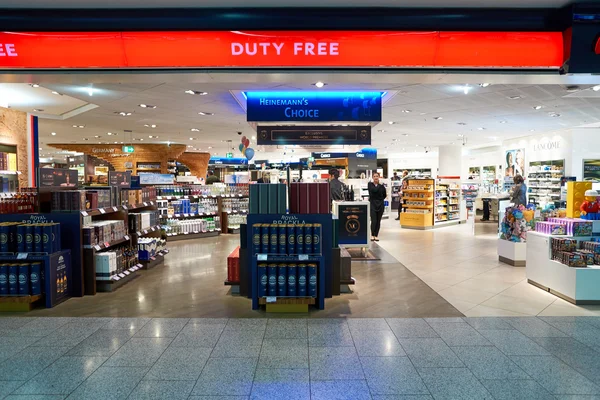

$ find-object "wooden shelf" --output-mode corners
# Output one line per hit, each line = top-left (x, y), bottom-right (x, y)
(83, 235), (131, 251)
(0, 294), (43, 312)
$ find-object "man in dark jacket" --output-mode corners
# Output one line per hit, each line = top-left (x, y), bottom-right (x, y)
(368, 172), (387, 241)
(329, 168), (346, 201)
(206, 170), (219, 185)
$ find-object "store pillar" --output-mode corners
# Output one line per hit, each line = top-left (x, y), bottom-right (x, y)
(438, 145), (462, 177)
(27, 114), (39, 188)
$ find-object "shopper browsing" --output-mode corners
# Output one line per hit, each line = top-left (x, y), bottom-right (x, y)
(329, 168), (346, 202)
(368, 172), (386, 241)
(395, 170), (408, 220)
(510, 174), (527, 206)
(206, 170), (219, 185)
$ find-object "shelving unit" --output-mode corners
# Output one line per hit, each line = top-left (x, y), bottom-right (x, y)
(527, 159), (564, 208)
(401, 178), (434, 229)
(461, 182), (479, 211)
(435, 179), (461, 225)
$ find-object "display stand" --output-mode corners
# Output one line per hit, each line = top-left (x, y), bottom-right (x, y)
(332, 201), (370, 248)
(527, 231), (600, 304)
(434, 178), (462, 227)
(401, 178), (434, 230)
(497, 239), (527, 267)
(246, 214), (333, 312)
(527, 160), (564, 208)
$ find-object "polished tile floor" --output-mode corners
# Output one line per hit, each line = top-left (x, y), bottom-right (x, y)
(0, 316), (600, 399)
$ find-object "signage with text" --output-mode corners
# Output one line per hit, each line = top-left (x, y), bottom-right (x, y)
(257, 125), (371, 145)
(209, 157), (248, 166)
(583, 160), (600, 181)
(122, 145), (134, 153)
(312, 148), (377, 160)
(39, 168), (78, 188)
(247, 92), (382, 122)
(337, 203), (369, 246)
(139, 173), (174, 185)
(108, 171), (132, 188)
(0, 31), (564, 70)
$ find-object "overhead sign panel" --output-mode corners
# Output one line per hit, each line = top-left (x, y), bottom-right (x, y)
(247, 92), (382, 122)
(257, 125), (371, 145)
(0, 31), (564, 70)
(209, 157), (248, 166)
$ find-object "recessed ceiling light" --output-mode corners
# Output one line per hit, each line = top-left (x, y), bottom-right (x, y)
(388, 121), (396, 125)
(94, 135), (101, 138)
(530, 129), (535, 132)
(189, 137), (194, 140)
(30, 84), (40, 88)
(116, 112), (132, 116)
(499, 120), (508, 124)
(208, 146), (213, 149)
(51, 132), (56, 136)
(450, 142), (455, 145)
(114, 141), (118, 144)
(457, 134), (464, 137)
(139, 138), (144, 141)
(479, 83), (491, 88)
(107, 132), (114, 136)
(148, 135), (154, 138)
(33, 109), (44, 112)
(190, 128), (200, 132)
(38, 147), (42, 151)
(533, 105), (543, 110)
(144, 124), (157, 128)
(72, 125), (84, 128)
(477, 127), (486, 130)
(401, 110), (412, 113)
(402, 134), (409, 137)
(392, 138), (398, 141)
(197, 112), (214, 116)
(139, 104), (157, 109)
(185, 90), (208, 95)
(378, 129), (386, 132)
(593, 85), (600, 92)
(51, 91), (61, 95)
(83, 138), (89, 141)
(313, 81), (326, 88)
(463, 85), (471, 95)
(457, 122), (467, 126)
(548, 112), (561, 117)
(252, 136), (256, 140)
(509, 95), (522, 100)
(433, 117), (443, 120)
(415, 144), (419, 147)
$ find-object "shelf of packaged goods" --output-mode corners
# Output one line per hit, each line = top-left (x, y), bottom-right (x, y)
(166, 230), (220, 241)
(0, 170), (19, 175)
(403, 189), (433, 193)
(403, 197), (434, 202)
(83, 235), (131, 251)
(139, 250), (169, 270)
(80, 201), (155, 217)
(96, 266), (141, 292)
(136, 168), (162, 171)
(126, 201), (156, 210)
(157, 194), (248, 200)
(223, 210), (249, 215)
(436, 211), (448, 214)
(228, 227), (241, 234)
(436, 196), (448, 199)
(255, 255), (322, 262)
(450, 196), (460, 198)
(133, 225), (162, 237)
(403, 205), (432, 209)
(160, 212), (218, 219)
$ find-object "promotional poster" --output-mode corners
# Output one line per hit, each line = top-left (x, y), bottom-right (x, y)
(504, 149), (525, 177)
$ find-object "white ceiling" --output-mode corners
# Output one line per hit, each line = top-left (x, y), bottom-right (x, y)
(4, 80), (600, 161)
(0, 0), (576, 8)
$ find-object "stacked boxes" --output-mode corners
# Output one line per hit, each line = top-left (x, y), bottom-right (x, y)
(535, 222), (567, 235)
(0, 151), (17, 171)
(551, 237), (595, 267)
(256, 262), (317, 298)
(0, 261), (43, 296)
(251, 223), (321, 255)
(82, 220), (126, 246)
(95, 246), (140, 280)
(7, 223), (62, 254)
(137, 237), (167, 261)
(227, 246), (240, 283)
(249, 183), (287, 214)
(121, 187), (157, 206)
(546, 218), (593, 236)
(129, 211), (159, 233)
(289, 182), (330, 214)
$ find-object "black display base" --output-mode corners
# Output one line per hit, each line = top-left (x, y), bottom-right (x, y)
(96, 272), (139, 292)
(166, 231), (219, 242)
(140, 252), (167, 270)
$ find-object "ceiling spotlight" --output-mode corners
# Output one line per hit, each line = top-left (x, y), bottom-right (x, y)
(463, 85), (471, 95)
(509, 95), (522, 100)
(198, 112), (214, 116)
(185, 90), (208, 95)
(457, 134), (464, 137)
(388, 121), (396, 125)
(533, 105), (543, 110)
(402, 133), (409, 137)
(593, 85), (600, 92)
(33, 109), (44, 112)
(415, 144), (419, 147)
(477, 127), (486, 130)
(94, 135), (101, 138)
(548, 112), (561, 117)
(116, 112), (132, 116)
(401, 109), (412, 113)
(83, 138), (89, 141)
(72, 125), (84, 128)
(208, 146), (213, 149)
(107, 132), (113, 136)
(530, 129), (535, 132)
(114, 141), (118, 144)
(190, 128), (200, 132)
(51, 132), (56, 136)
(139, 104), (157, 109)
(148, 135), (154, 138)
(252, 136), (256, 140)
(377, 129), (386, 133)
(499, 120), (508, 124)
(187, 145), (193, 147)
(144, 124), (157, 128)
(314, 81), (326, 88)
(479, 83), (490, 88)
(30, 84), (40, 88)
(51, 91), (61, 95)
(457, 122), (467, 126)
(189, 137), (195, 140)
(433, 116), (443, 120)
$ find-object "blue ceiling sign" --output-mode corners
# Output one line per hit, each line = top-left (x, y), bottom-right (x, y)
(209, 157), (248, 165)
(246, 91), (383, 122)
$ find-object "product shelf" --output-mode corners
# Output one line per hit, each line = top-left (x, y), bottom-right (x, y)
(160, 212), (218, 219)
(96, 266), (141, 292)
(166, 230), (219, 241)
(133, 225), (162, 237)
(82, 235), (131, 251)
(139, 250), (169, 270)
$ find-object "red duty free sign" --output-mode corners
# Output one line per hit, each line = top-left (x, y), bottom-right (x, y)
(0, 31), (565, 69)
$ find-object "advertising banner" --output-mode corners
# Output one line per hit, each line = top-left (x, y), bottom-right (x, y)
(108, 171), (132, 188)
(583, 160), (600, 181)
(504, 149), (525, 178)
(209, 157), (249, 166)
(257, 125), (371, 145)
(39, 168), (78, 188)
(337, 203), (369, 245)
(247, 92), (382, 122)
(139, 173), (174, 185)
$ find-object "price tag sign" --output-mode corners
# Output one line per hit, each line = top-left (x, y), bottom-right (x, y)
(124, 235), (130, 240)
(238, 194), (243, 197)
(118, 273), (126, 278)
(143, 202), (148, 207)
(167, 233), (172, 237)
(113, 275), (120, 281)
(112, 206), (118, 212)
(184, 214), (189, 217)
(193, 231), (199, 234)
(81, 211), (89, 217)
(124, 270), (131, 275)
(257, 254), (268, 261)
(16, 253), (28, 260)
(122, 205), (128, 210)
(104, 242), (110, 248)
(150, 256), (156, 261)
(266, 296), (277, 303)
(299, 254), (309, 261)
(99, 208), (106, 214)
(94, 245), (101, 251)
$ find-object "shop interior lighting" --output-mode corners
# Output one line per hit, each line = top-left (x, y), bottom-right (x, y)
(190, 128), (200, 132)
(593, 86), (600, 92)
(116, 112), (132, 116)
(500, 120), (508, 124)
(252, 136), (256, 140)
(402, 133), (409, 137)
(208, 146), (213, 149)
(548, 112), (561, 117)
(509, 95), (522, 100)
(433, 116), (443, 120)
(144, 124), (157, 128)
(313, 81), (326, 88)
(94, 135), (101, 138)
(72, 125), (85, 128)
(198, 112), (214, 116)
(463, 85), (471, 94)
(401, 110), (412, 113)
(139, 104), (157, 109)
(83, 138), (89, 141)
(51, 91), (61, 95)
(479, 83), (491, 87)
(478, 127), (486, 130)
(530, 129), (535, 132)
(33, 109), (44, 112)
(185, 90), (208, 95)
(378, 129), (386, 132)
(189, 137), (195, 140)
(51, 132), (56, 136)
(30, 84), (40, 88)
(457, 122), (467, 126)
(533, 105), (543, 110)
(388, 121), (396, 125)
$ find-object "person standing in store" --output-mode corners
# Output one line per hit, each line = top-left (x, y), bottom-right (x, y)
(510, 174), (527, 206)
(206, 170), (219, 185)
(395, 170), (409, 220)
(368, 172), (387, 241)
(329, 168), (346, 202)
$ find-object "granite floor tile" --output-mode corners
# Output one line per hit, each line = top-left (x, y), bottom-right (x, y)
(452, 346), (529, 380)
(348, 318), (392, 332)
(0, 381), (25, 399)
(479, 329), (551, 356)
(132, 318), (189, 338)
(102, 318), (151, 331)
(546, 322), (600, 349)
(144, 346), (211, 380)
(104, 337), (171, 367)
(29, 322), (106, 348)
(186, 318), (229, 328)
(258, 339), (308, 369)
(481, 379), (556, 399)
(463, 317), (514, 331)
(398, 338), (463, 368)
(211, 331), (263, 358)
(307, 318), (348, 326)
(170, 325), (224, 348)
(351, 331), (406, 357)
(224, 319), (267, 332)
(188, 397), (248, 400)
(250, 368), (310, 400)
(5, 395), (66, 400)
(66, 329), (135, 357)
(309, 324), (354, 347)
(385, 319), (439, 338)
(5, 318), (73, 337)
(192, 357), (257, 396)
(13, 356), (106, 395)
(426, 321), (491, 347)
(310, 380), (372, 400)
(65, 366), (148, 400)
(0, 347), (70, 381)
(309, 347), (364, 380)
(371, 396), (433, 400)
(511, 355), (600, 395)
(553, 396), (600, 399)
(264, 319), (307, 339)
(424, 318), (465, 324)
(127, 380), (194, 400)
(0, 317), (36, 331)
(506, 317), (570, 338)
(418, 367), (493, 400)
(360, 357), (429, 395)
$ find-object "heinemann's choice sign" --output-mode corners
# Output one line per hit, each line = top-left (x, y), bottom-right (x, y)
(257, 125), (371, 145)
(246, 92), (382, 122)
